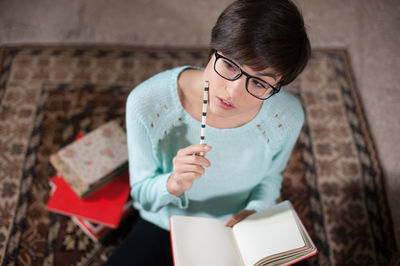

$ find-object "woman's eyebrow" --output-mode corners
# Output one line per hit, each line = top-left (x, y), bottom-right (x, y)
(256, 72), (277, 80)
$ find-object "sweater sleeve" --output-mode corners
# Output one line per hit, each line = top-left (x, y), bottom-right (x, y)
(245, 102), (304, 212)
(126, 91), (188, 212)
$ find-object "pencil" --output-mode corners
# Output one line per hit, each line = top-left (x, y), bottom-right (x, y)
(199, 81), (209, 156)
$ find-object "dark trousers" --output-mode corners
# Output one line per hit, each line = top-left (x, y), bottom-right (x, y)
(104, 217), (173, 266)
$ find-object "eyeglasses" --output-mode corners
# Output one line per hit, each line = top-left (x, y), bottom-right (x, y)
(213, 51), (279, 100)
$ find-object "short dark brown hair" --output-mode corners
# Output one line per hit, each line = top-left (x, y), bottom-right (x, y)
(210, 0), (311, 88)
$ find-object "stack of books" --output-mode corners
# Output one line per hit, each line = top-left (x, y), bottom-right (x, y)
(47, 120), (133, 242)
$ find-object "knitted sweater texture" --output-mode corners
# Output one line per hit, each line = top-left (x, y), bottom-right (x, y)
(126, 66), (304, 230)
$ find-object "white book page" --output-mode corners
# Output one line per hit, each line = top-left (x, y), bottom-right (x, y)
(232, 202), (305, 266)
(171, 216), (244, 266)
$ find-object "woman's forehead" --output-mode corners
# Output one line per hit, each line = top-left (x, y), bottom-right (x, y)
(219, 51), (279, 80)
(240, 61), (279, 81)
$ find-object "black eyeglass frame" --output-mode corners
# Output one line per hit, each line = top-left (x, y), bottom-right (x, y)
(213, 51), (280, 100)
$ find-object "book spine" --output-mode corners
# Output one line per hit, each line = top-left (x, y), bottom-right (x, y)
(80, 162), (128, 198)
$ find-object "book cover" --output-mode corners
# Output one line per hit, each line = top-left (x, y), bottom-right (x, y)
(51, 120), (128, 197)
(47, 171), (130, 228)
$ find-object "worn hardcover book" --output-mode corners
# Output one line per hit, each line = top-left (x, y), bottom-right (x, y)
(50, 120), (128, 197)
(71, 200), (134, 242)
(47, 171), (130, 228)
(170, 201), (318, 266)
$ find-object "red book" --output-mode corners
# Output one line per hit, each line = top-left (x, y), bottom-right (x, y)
(72, 200), (133, 242)
(72, 217), (112, 242)
(47, 171), (130, 228)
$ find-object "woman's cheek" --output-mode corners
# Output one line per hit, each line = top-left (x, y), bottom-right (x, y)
(203, 66), (213, 82)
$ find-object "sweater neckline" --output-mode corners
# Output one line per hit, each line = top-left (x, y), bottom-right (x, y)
(170, 66), (269, 134)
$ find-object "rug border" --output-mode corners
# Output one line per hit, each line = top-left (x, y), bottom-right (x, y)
(339, 49), (398, 256)
(0, 42), (349, 54)
(0, 46), (4, 71)
(0, 43), (210, 54)
(339, 49), (397, 246)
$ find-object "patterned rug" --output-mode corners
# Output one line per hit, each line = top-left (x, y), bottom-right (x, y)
(0, 45), (397, 266)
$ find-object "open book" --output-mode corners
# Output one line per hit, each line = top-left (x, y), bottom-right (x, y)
(169, 201), (318, 266)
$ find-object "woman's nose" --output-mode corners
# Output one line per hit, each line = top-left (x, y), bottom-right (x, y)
(226, 77), (245, 98)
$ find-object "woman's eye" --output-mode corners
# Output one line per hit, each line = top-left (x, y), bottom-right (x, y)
(223, 60), (235, 70)
(252, 79), (266, 89)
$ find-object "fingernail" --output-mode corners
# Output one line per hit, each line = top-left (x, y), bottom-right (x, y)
(204, 145), (212, 150)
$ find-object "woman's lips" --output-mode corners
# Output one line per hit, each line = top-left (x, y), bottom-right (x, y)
(217, 97), (235, 110)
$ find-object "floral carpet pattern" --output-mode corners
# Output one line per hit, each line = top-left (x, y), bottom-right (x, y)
(0, 45), (397, 265)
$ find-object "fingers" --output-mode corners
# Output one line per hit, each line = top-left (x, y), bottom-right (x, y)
(177, 144), (212, 156)
(174, 163), (205, 175)
(173, 153), (211, 169)
(224, 215), (242, 228)
(167, 144), (212, 197)
(224, 210), (256, 228)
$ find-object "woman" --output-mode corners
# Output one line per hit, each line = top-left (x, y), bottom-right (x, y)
(105, 0), (311, 265)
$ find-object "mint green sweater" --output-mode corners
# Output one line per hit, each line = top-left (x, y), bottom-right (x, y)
(126, 66), (304, 231)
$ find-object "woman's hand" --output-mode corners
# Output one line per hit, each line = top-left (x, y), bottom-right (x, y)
(167, 144), (212, 197)
(224, 210), (256, 227)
